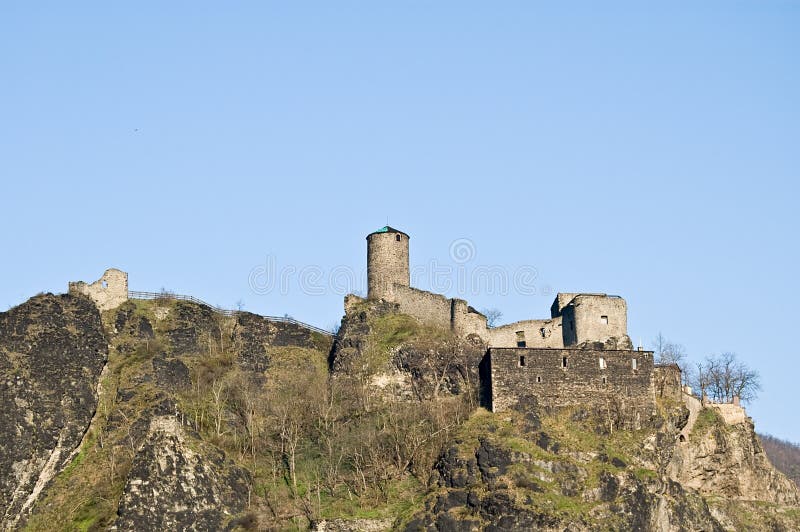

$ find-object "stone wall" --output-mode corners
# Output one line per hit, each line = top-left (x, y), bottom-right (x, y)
(371, 286), (630, 350)
(450, 299), (489, 338)
(367, 230), (409, 300)
(709, 403), (748, 425)
(489, 347), (655, 427)
(558, 294), (627, 346)
(391, 285), (452, 329)
(486, 317), (564, 349)
(68, 268), (128, 312)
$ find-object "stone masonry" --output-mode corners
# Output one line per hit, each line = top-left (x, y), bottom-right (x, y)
(68, 268), (128, 312)
(489, 347), (656, 427)
(356, 226), (657, 421)
(362, 226), (630, 350)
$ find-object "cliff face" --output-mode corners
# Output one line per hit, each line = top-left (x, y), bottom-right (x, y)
(5, 296), (333, 531)
(114, 416), (251, 531)
(670, 408), (800, 506)
(0, 294), (108, 529)
(402, 408), (726, 531)
(1, 294), (798, 531)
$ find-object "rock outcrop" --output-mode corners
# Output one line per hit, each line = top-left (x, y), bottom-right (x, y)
(114, 416), (251, 531)
(0, 294), (108, 528)
(3, 293), (798, 531)
(670, 407), (800, 506)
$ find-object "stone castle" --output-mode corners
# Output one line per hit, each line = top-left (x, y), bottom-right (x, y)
(350, 226), (665, 425)
(67, 227), (747, 429)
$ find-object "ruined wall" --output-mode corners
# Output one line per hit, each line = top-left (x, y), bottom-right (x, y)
(550, 292), (581, 318)
(367, 230), (409, 300)
(486, 318), (564, 349)
(68, 268), (128, 312)
(560, 294), (627, 346)
(709, 402), (748, 425)
(450, 299), (489, 339)
(489, 347), (655, 427)
(391, 285), (452, 329)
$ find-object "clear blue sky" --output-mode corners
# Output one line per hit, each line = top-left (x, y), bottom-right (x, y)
(2, 2), (798, 441)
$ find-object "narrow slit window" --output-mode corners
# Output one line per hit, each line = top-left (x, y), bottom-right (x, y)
(599, 357), (606, 369)
(600, 315), (608, 325)
(540, 327), (547, 338)
(519, 355), (525, 367)
(602, 376), (607, 384)
(536, 376), (542, 383)
(562, 356), (568, 368)
(631, 358), (638, 370)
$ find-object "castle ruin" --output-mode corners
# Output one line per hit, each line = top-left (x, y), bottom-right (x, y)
(351, 226), (667, 425)
(68, 268), (129, 312)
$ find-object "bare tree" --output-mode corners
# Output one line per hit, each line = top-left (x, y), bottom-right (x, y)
(689, 352), (761, 404)
(652, 332), (687, 366)
(482, 308), (503, 328)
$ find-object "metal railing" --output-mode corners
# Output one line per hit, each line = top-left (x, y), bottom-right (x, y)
(128, 290), (333, 336)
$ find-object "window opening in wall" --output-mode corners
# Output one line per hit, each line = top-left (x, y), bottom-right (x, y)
(562, 356), (568, 368)
(602, 377), (607, 384)
(101, 281), (108, 289)
(396, 234), (401, 241)
(600, 315), (608, 324)
(540, 327), (547, 338)
(599, 357), (606, 369)
(536, 376), (542, 383)
(516, 331), (526, 348)
(631, 358), (638, 370)
(519, 355), (525, 367)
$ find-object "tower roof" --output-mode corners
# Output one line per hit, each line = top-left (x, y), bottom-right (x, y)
(367, 226), (409, 238)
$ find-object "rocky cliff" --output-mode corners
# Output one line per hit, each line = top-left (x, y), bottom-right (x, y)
(1, 294), (798, 531)
(0, 294), (107, 529)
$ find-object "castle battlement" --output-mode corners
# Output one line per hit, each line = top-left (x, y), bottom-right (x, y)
(356, 226), (669, 421)
(363, 226), (631, 350)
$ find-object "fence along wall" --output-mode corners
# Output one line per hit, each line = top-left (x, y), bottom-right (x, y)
(489, 347), (656, 428)
(128, 291), (333, 336)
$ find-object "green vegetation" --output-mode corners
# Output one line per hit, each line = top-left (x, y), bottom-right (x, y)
(20, 299), (800, 531)
(691, 407), (724, 439)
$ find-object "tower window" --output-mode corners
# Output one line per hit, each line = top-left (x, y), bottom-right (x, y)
(602, 376), (607, 384)
(519, 356), (525, 367)
(396, 234), (401, 241)
(536, 376), (542, 383)
(540, 327), (547, 338)
(516, 331), (526, 348)
(631, 358), (638, 370)
(600, 315), (608, 324)
(599, 357), (606, 369)
(562, 356), (568, 368)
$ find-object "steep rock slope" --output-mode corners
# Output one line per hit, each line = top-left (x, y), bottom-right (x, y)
(5, 295), (799, 531)
(114, 416), (251, 531)
(21, 297), (332, 531)
(0, 294), (108, 529)
(670, 407), (800, 505)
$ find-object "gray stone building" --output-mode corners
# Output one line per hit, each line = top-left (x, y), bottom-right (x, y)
(353, 226), (665, 422)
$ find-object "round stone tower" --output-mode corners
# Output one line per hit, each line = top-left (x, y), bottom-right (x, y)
(367, 226), (410, 300)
